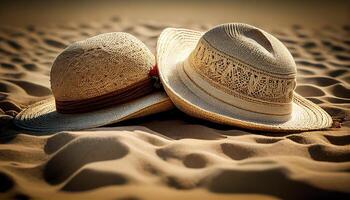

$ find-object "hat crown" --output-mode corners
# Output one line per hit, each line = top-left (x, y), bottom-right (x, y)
(185, 23), (297, 118)
(202, 23), (297, 75)
(50, 32), (154, 101)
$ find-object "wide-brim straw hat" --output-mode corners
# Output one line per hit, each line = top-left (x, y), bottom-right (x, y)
(15, 32), (173, 132)
(15, 93), (172, 132)
(156, 23), (332, 132)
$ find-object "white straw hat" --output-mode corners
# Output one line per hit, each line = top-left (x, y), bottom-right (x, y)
(15, 32), (173, 132)
(156, 23), (332, 132)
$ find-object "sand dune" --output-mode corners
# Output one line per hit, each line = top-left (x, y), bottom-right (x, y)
(1, 126), (350, 199)
(0, 17), (350, 199)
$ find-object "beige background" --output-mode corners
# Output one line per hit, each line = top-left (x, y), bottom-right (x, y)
(1, 0), (349, 28)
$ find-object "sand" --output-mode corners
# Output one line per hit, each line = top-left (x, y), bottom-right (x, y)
(0, 16), (350, 199)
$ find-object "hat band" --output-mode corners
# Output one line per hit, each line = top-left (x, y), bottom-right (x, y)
(55, 71), (159, 114)
(178, 58), (292, 123)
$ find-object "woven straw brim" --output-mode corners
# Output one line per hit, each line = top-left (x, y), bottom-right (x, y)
(14, 91), (173, 132)
(156, 28), (333, 132)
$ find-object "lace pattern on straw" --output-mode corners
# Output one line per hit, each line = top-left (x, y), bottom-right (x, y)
(189, 39), (296, 104)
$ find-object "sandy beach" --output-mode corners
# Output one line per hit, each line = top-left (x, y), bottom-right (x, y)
(0, 1), (350, 199)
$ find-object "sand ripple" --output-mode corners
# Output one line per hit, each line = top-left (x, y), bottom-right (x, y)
(0, 17), (350, 199)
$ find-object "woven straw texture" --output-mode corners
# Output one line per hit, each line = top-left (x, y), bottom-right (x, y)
(51, 32), (155, 101)
(156, 23), (333, 131)
(14, 32), (173, 132)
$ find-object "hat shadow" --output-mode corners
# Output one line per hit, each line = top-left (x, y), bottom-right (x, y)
(1, 108), (304, 143)
(110, 109), (302, 140)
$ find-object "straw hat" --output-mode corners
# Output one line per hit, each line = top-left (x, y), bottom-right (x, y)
(156, 23), (332, 131)
(15, 32), (173, 132)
